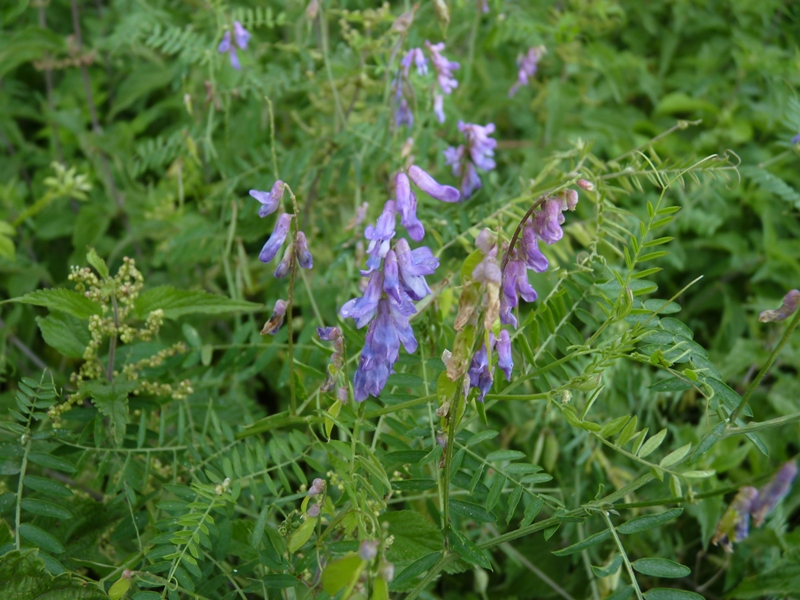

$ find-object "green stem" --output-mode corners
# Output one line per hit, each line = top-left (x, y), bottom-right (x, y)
(725, 411), (800, 435)
(729, 306), (800, 423)
(14, 436), (30, 550)
(602, 511), (644, 600)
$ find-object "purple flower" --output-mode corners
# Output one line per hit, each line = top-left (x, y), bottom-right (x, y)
(713, 486), (759, 553)
(259, 213), (293, 263)
(534, 197), (565, 245)
(307, 477), (325, 497)
(274, 245), (293, 278)
(444, 122), (497, 199)
(317, 326), (341, 342)
(307, 503), (321, 517)
(295, 231), (313, 269)
(394, 79), (414, 128)
(520, 225), (548, 272)
(792, 133), (800, 144)
(261, 299), (287, 335)
(359, 540), (379, 561)
(509, 46), (545, 98)
(759, 289), (800, 323)
(395, 238), (438, 300)
(408, 165), (460, 203)
(401, 48), (428, 77)
(218, 21), (251, 70)
(434, 93), (445, 124)
(233, 21), (250, 49)
(496, 330), (513, 381)
(426, 41), (459, 95)
(340, 270), (384, 328)
(363, 201), (397, 274)
(468, 334), (496, 401)
(395, 173), (424, 241)
(500, 258), (537, 327)
(751, 461), (798, 526)
(249, 181), (284, 217)
(337, 387), (348, 403)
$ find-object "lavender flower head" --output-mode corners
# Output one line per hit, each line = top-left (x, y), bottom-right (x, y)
(500, 191), (578, 327)
(394, 78), (414, 129)
(444, 122), (497, 199)
(341, 193), (440, 402)
(759, 289), (800, 323)
(792, 133), (800, 145)
(261, 299), (287, 335)
(259, 213), (293, 264)
(713, 486), (759, 553)
(408, 165), (460, 203)
(426, 41), (460, 95)
(468, 334), (496, 401)
(218, 21), (251, 70)
(401, 48), (428, 77)
(751, 461), (798, 526)
(509, 46), (545, 98)
(307, 477), (325, 497)
(250, 181), (284, 217)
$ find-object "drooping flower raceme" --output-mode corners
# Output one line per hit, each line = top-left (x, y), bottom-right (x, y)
(509, 46), (545, 97)
(426, 41), (459, 95)
(751, 460), (798, 526)
(444, 122), (497, 199)
(500, 190), (578, 328)
(341, 173), (442, 402)
(251, 181), (313, 276)
(218, 21), (251, 70)
(712, 486), (759, 553)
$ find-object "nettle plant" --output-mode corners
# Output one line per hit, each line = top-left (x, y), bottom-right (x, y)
(2, 2), (800, 600)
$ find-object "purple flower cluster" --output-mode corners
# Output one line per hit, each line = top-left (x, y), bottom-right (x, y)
(501, 190), (578, 327)
(792, 133), (800, 145)
(394, 42), (459, 127)
(509, 46), (545, 98)
(341, 168), (457, 401)
(218, 21), (251, 70)
(250, 181), (313, 277)
(713, 461), (798, 552)
(444, 122), (497, 199)
(468, 330), (513, 401)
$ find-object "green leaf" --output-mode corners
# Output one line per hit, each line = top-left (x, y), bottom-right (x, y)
(26, 453), (76, 474)
(660, 443), (692, 468)
(263, 574), (300, 589)
(728, 563), (800, 598)
(7, 288), (100, 319)
(389, 552), (442, 591)
(486, 450), (527, 462)
(0, 549), (106, 598)
(592, 554), (623, 578)
(448, 530), (491, 569)
(465, 430), (499, 446)
(449, 499), (497, 523)
(23, 476), (73, 498)
(134, 286), (261, 319)
(20, 499), (72, 520)
(18, 524), (64, 554)
(552, 529), (611, 556)
(643, 589), (703, 600)
(288, 517), (317, 553)
(85, 248), (109, 279)
(0, 27), (65, 79)
(383, 511), (443, 565)
(36, 314), (90, 359)
(84, 381), (136, 447)
(638, 429), (667, 458)
(617, 508), (683, 534)
(633, 558), (691, 578)
(108, 577), (131, 600)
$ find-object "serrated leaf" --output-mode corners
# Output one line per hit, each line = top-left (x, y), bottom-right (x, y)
(617, 508), (683, 534)
(36, 314), (90, 359)
(134, 286), (261, 319)
(8, 288), (100, 319)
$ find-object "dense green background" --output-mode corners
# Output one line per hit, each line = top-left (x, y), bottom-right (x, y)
(1, 1), (800, 599)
